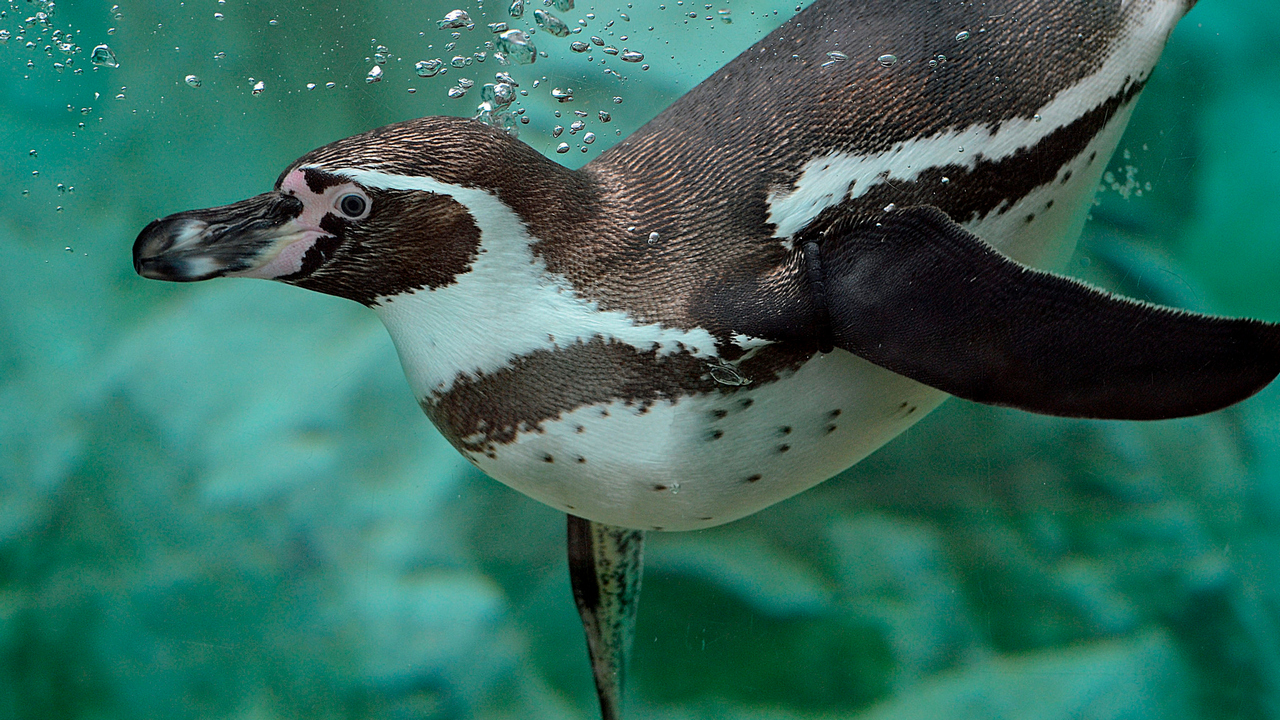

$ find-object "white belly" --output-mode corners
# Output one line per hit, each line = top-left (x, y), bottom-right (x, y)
(470, 350), (944, 530)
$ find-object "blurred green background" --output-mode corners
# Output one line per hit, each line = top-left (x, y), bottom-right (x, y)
(2, 0), (1280, 718)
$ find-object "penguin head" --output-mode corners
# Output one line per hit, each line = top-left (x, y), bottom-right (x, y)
(133, 116), (555, 306)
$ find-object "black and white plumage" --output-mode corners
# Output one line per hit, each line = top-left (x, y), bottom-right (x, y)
(133, 0), (1276, 717)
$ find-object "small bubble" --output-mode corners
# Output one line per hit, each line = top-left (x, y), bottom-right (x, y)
(439, 9), (475, 30)
(1033, 113), (1042, 122)
(306, 82), (316, 90)
(883, 203), (896, 212)
(366, 65), (383, 83)
(509, 0), (525, 17)
(570, 40), (588, 52)
(184, 74), (202, 87)
(620, 48), (643, 62)
(647, 231), (660, 244)
(955, 29), (970, 41)
(612, 96), (623, 104)
(416, 59), (443, 76)
(326, 82), (336, 89)
(447, 85), (467, 98)
(495, 29), (536, 64)
(583, 132), (595, 144)
(940, 176), (950, 184)
(877, 53), (897, 67)
(551, 86), (573, 102)
(90, 44), (118, 67)
(214, 12), (223, 20)
(603, 45), (619, 55)
(556, 142), (570, 153)
(450, 55), (467, 68)
(251, 80), (265, 95)
(598, 110), (611, 122)
(534, 9), (571, 37)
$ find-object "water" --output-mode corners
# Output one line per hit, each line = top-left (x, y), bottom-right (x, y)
(1, 0), (1279, 719)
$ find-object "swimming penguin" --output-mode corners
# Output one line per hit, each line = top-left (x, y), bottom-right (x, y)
(133, 0), (1277, 716)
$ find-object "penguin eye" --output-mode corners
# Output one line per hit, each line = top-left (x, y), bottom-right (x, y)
(337, 193), (368, 218)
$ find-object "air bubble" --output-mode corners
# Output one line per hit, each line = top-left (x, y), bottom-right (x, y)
(496, 29), (536, 64)
(90, 44), (118, 67)
(184, 74), (202, 87)
(556, 142), (570, 153)
(438, 9), (475, 29)
(620, 49), (643, 62)
(509, 0), (525, 17)
(365, 65), (383, 83)
(534, 9), (571, 37)
(551, 87), (573, 102)
(648, 231), (660, 244)
(416, 58), (443, 77)
(571, 40), (589, 52)
(877, 53), (897, 67)
(955, 29), (970, 41)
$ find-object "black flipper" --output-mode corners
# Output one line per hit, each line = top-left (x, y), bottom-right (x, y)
(567, 515), (645, 720)
(798, 205), (1280, 420)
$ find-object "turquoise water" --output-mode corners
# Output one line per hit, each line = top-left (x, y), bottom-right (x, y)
(3, 0), (1280, 718)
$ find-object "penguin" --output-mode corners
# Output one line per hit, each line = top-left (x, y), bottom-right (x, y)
(133, 0), (1277, 717)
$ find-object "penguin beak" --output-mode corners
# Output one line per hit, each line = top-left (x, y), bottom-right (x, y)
(133, 191), (310, 282)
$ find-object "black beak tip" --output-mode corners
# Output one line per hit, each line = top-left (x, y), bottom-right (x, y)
(133, 218), (164, 276)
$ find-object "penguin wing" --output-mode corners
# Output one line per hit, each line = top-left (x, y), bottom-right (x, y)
(795, 204), (1280, 420)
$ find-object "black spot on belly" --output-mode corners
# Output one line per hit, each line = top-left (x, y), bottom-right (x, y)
(740, 398), (754, 409)
(826, 424), (838, 434)
(1045, 199), (1055, 209)
(778, 444), (791, 453)
(1061, 169), (1073, 184)
(1024, 213), (1035, 224)
(652, 484), (669, 491)
(575, 425), (585, 433)
(779, 426), (792, 436)
(1088, 151), (1098, 165)
(907, 406), (917, 414)
(577, 456), (586, 464)
(745, 474), (762, 483)
(543, 454), (555, 463)
(829, 409), (842, 418)
(711, 409), (728, 420)
(698, 516), (713, 521)
(601, 409), (610, 417)
(708, 429), (724, 441)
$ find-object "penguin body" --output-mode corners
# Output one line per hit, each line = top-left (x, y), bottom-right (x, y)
(132, 0), (1280, 534)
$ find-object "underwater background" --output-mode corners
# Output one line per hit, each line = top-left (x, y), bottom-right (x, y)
(3, 0), (1280, 718)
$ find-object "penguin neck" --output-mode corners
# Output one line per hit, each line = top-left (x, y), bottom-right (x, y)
(367, 142), (626, 405)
